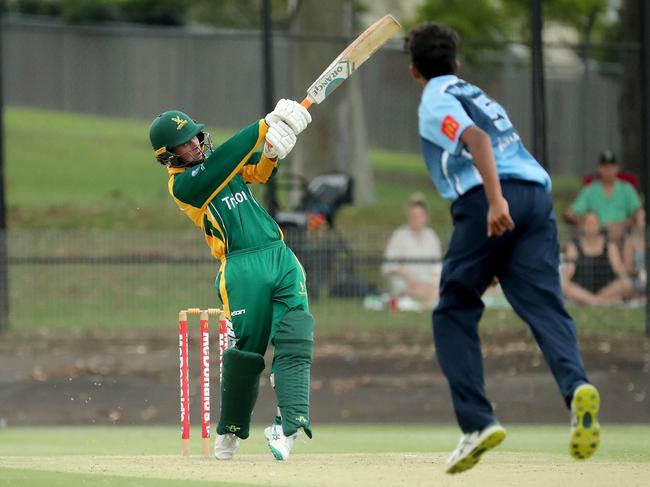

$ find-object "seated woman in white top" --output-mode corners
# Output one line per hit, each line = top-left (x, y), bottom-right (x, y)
(382, 194), (442, 309)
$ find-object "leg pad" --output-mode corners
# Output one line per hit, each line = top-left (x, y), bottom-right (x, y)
(272, 310), (314, 438)
(217, 348), (265, 439)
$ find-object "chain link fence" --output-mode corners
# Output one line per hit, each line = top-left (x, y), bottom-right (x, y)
(1, 18), (644, 334)
(7, 227), (644, 332)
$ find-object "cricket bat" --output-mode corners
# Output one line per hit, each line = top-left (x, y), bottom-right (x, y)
(300, 15), (401, 109)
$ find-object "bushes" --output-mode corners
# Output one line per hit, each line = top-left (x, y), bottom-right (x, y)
(6, 0), (188, 26)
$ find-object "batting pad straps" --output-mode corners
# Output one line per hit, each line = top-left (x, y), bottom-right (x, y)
(272, 310), (315, 438)
(217, 348), (265, 439)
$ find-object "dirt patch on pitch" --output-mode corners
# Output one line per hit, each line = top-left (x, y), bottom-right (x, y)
(0, 327), (648, 426)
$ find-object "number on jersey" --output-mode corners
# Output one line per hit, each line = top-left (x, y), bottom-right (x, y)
(472, 93), (513, 132)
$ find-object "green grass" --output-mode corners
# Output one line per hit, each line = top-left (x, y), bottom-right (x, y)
(0, 424), (647, 460)
(7, 274), (645, 333)
(5, 108), (232, 229)
(6, 109), (164, 209)
(310, 300), (645, 334)
(0, 425), (648, 486)
(0, 470), (243, 487)
(5, 108), (452, 231)
(5, 107), (582, 233)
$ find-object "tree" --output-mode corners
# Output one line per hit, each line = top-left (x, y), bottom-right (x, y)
(290, 0), (375, 204)
(412, 0), (610, 57)
(11, 0), (62, 16)
(413, 0), (516, 44)
(536, 0), (607, 37)
(7, 0), (189, 25)
(118, 0), (189, 26)
(187, 0), (294, 29)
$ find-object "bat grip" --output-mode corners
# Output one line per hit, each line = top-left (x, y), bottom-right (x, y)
(300, 97), (313, 110)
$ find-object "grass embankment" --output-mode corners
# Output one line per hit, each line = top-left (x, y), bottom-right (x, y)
(5, 107), (581, 233)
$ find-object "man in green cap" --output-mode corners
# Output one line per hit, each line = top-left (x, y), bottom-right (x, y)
(149, 100), (313, 461)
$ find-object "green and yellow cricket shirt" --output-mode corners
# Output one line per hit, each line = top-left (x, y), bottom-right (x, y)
(167, 119), (283, 261)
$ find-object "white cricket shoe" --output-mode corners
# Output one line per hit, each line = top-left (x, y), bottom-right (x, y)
(445, 423), (506, 474)
(214, 433), (240, 460)
(264, 423), (297, 461)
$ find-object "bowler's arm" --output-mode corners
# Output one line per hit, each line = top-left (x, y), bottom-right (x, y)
(461, 126), (514, 237)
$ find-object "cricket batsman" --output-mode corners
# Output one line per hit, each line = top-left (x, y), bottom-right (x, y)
(405, 23), (601, 474)
(149, 100), (313, 461)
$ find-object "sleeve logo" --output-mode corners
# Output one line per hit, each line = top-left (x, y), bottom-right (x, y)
(441, 115), (460, 141)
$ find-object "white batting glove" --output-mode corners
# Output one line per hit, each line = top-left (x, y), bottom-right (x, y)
(265, 99), (312, 135)
(263, 121), (296, 160)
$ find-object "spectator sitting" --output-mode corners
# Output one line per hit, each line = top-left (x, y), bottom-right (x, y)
(582, 150), (640, 191)
(562, 212), (631, 305)
(623, 208), (646, 298)
(565, 150), (641, 245)
(382, 193), (441, 309)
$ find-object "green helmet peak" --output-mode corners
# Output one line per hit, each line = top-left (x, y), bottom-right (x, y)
(149, 110), (211, 167)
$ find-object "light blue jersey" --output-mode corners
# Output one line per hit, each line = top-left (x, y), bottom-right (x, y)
(419, 75), (551, 201)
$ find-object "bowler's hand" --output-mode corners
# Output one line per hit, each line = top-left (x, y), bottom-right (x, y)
(487, 197), (515, 237)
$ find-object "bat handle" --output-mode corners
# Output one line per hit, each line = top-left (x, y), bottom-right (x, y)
(300, 97), (313, 110)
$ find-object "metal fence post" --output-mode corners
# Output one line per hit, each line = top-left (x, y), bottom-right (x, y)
(530, 0), (548, 170)
(0, 14), (10, 332)
(641, 1), (650, 337)
(262, 0), (278, 218)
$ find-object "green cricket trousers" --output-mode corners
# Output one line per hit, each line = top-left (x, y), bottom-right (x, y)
(216, 240), (314, 438)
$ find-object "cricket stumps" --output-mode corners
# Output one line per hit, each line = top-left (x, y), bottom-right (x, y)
(178, 307), (228, 457)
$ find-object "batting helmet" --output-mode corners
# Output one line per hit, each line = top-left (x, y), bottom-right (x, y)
(148, 110), (213, 167)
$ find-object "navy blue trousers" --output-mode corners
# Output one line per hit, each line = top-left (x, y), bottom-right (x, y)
(433, 180), (588, 433)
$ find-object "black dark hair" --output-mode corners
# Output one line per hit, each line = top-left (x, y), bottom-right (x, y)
(404, 22), (459, 80)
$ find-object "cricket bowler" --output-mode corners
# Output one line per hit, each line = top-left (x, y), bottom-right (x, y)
(405, 23), (601, 474)
(149, 100), (313, 461)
